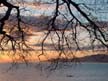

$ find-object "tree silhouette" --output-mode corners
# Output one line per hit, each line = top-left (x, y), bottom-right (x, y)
(0, 0), (27, 51)
(38, 0), (108, 69)
(0, 0), (108, 67)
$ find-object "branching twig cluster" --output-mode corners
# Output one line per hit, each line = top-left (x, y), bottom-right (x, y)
(39, 0), (108, 69)
(0, 0), (30, 64)
(0, 0), (28, 51)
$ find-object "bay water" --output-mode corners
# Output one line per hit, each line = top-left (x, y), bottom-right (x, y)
(0, 63), (108, 81)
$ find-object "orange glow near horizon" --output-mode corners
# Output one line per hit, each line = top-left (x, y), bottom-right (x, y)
(0, 50), (107, 63)
(0, 54), (12, 63)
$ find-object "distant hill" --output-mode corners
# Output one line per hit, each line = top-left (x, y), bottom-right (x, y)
(49, 54), (108, 63)
(79, 54), (108, 63)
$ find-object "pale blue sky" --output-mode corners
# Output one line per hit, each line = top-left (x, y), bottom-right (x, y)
(0, 0), (106, 21)
(21, 0), (108, 21)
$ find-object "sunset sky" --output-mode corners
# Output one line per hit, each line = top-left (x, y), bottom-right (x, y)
(0, 0), (108, 63)
(0, 1), (108, 81)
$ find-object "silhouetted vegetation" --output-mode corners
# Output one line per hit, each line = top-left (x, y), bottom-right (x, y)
(49, 54), (108, 63)
(0, 0), (108, 66)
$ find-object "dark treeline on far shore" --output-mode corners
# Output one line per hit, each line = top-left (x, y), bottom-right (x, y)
(48, 54), (108, 63)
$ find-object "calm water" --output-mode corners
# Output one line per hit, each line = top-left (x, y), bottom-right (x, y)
(0, 63), (108, 81)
